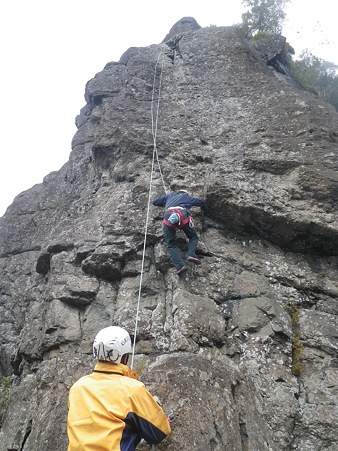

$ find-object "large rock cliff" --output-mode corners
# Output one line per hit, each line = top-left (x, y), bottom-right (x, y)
(0, 18), (337, 451)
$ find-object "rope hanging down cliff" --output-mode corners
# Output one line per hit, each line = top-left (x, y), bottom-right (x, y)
(131, 45), (167, 370)
(151, 46), (168, 195)
(130, 45), (169, 451)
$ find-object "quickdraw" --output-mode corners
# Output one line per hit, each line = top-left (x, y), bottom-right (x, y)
(167, 412), (178, 423)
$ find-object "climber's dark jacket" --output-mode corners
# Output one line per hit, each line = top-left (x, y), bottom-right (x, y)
(152, 191), (205, 211)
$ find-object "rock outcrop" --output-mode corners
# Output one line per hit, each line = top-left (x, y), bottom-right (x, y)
(0, 17), (337, 451)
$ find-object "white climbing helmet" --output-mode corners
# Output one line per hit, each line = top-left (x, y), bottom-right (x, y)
(93, 326), (132, 363)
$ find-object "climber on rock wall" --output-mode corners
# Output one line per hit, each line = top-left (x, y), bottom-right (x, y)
(152, 189), (206, 275)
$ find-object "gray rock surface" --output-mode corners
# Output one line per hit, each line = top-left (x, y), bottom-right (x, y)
(0, 17), (337, 451)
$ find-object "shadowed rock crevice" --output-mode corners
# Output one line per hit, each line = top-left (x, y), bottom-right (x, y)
(205, 187), (338, 255)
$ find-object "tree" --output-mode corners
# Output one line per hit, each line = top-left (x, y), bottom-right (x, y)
(241, 0), (290, 38)
(290, 50), (323, 90)
(290, 50), (338, 111)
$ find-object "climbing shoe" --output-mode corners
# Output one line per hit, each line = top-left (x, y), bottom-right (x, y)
(188, 256), (200, 265)
(177, 265), (187, 275)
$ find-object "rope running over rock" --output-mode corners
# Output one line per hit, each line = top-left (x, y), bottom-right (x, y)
(131, 45), (167, 369)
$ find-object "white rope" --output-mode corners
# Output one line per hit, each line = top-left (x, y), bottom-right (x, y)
(151, 45), (168, 195)
(131, 46), (166, 370)
(131, 138), (157, 370)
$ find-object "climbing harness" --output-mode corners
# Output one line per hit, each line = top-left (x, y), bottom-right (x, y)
(163, 207), (190, 229)
(131, 44), (168, 369)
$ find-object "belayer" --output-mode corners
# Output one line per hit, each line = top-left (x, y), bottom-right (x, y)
(67, 326), (171, 450)
(153, 189), (206, 275)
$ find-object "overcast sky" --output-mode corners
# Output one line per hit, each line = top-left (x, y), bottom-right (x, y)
(1, 0), (337, 217)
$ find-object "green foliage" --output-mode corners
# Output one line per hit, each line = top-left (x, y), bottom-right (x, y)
(235, 0), (338, 112)
(291, 335), (304, 377)
(328, 80), (338, 112)
(252, 31), (270, 40)
(0, 376), (10, 403)
(290, 50), (323, 89)
(160, 304), (167, 323)
(285, 305), (304, 376)
(241, 0), (290, 38)
(0, 376), (10, 425)
(290, 50), (338, 111)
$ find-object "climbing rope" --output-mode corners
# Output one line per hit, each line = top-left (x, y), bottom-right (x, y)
(130, 46), (170, 451)
(151, 44), (168, 195)
(131, 45), (167, 370)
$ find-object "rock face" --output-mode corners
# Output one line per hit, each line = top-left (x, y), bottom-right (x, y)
(0, 17), (338, 451)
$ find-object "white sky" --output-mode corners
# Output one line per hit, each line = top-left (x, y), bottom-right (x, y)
(0, 0), (337, 217)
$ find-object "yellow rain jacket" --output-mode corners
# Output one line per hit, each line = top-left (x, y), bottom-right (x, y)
(67, 361), (171, 451)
